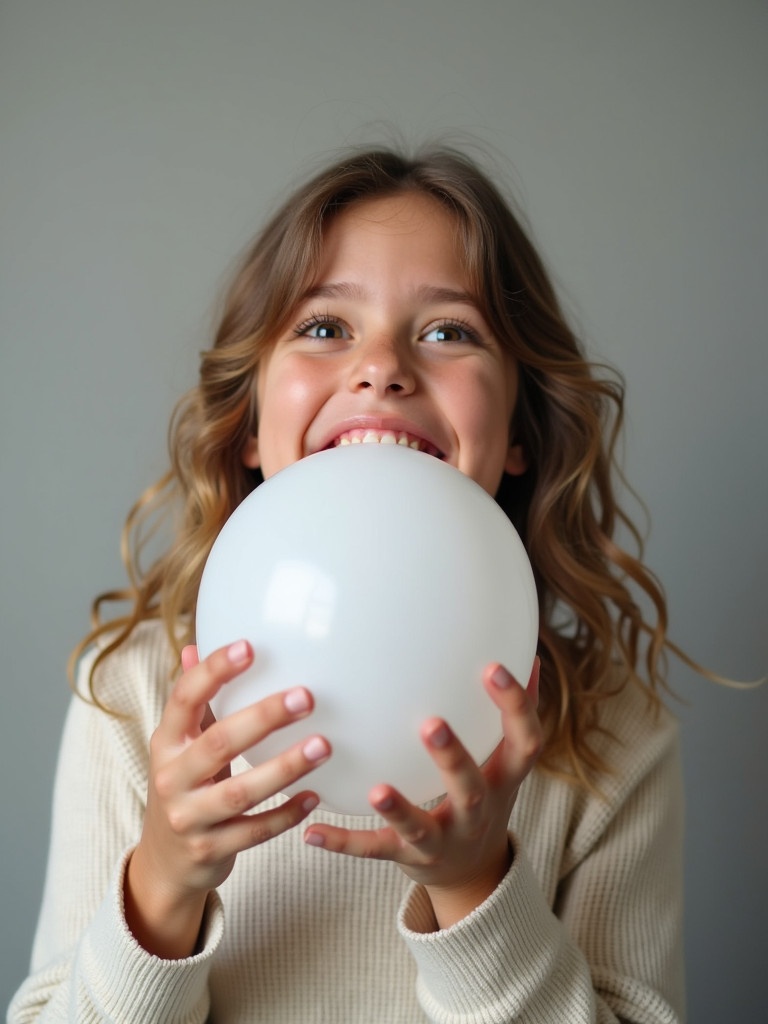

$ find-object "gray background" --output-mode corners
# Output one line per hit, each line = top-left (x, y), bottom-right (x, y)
(1, 1), (766, 1019)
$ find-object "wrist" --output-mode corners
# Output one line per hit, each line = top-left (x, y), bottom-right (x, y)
(124, 846), (209, 959)
(425, 838), (513, 930)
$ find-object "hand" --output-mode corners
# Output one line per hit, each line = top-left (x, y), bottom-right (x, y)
(125, 640), (331, 957)
(303, 658), (541, 929)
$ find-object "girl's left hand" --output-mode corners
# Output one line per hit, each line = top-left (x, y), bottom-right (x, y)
(303, 658), (542, 929)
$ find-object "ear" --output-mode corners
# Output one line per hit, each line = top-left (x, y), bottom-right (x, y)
(241, 435), (260, 469)
(505, 440), (528, 476)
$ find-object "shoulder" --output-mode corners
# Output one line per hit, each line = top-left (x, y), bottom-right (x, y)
(576, 673), (681, 852)
(571, 669), (683, 820)
(589, 671), (681, 790)
(516, 673), (682, 885)
(539, 668), (681, 800)
(73, 620), (179, 732)
(48, 621), (180, 807)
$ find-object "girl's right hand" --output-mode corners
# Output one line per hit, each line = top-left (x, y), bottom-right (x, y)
(124, 639), (330, 959)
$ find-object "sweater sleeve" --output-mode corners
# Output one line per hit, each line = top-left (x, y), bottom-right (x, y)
(397, 692), (685, 1024)
(7, 636), (225, 1024)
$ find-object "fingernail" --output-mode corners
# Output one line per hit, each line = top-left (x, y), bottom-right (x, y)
(181, 645), (198, 670)
(429, 723), (451, 748)
(491, 664), (513, 689)
(227, 640), (250, 665)
(303, 736), (330, 762)
(302, 795), (319, 814)
(304, 830), (325, 847)
(284, 687), (311, 714)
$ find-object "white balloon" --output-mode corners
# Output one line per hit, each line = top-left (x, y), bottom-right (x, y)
(196, 444), (538, 816)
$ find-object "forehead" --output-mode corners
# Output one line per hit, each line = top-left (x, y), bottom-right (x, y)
(314, 192), (467, 283)
(329, 191), (455, 235)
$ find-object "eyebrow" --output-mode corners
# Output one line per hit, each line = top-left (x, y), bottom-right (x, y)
(300, 281), (480, 307)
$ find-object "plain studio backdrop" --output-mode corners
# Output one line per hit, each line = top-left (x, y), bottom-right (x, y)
(1, 2), (766, 1020)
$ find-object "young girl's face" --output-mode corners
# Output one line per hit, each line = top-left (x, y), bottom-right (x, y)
(243, 192), (526, 496)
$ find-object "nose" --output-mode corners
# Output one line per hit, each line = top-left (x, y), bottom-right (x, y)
(348, 335), (416, 396)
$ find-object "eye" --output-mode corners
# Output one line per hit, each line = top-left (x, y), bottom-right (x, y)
(294, 314), (350, 340)
(422, 319), (481, 345)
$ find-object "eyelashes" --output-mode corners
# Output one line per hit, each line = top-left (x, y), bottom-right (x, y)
(421, 317), (482, 345)
(292, 310), (484, 346)
(293, 312), (349, 340)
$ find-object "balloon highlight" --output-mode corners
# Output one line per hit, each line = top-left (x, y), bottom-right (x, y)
(196, 444), (538, 815)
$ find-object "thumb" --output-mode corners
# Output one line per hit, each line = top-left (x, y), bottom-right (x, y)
(181, 644), (200, 672)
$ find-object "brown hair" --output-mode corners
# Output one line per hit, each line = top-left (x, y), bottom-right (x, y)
(72, 145), (688, 789)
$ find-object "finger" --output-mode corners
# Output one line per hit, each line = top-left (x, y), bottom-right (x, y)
(179, 686), (323, 788)
(199, 703), (230, 785)
(201, 790), (322, 858)
(181, 645), (199, 672)
(484, 658), (540, 707)
(304, 814), (405, 861)
(418, 718), (487, 818)
(160, 640), (253, 742)
(304, 782), (443, 862)
(188, 731), (332, 827)
(483, 661), (543, 780)
(369, 784), (443, 848)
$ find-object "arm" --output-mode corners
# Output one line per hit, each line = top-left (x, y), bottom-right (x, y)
(121, 641), (326, 961)
(305, 667), (684, 1023)
(7, 641), (222, 1024)
(399, 696), (685, 1023)
(8, 632), (330, 1022)
(303, 660), (543, 928)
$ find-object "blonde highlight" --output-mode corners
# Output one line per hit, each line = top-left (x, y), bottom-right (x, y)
(72, 144), (717, 787)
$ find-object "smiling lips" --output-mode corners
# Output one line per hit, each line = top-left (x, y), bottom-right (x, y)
(329, 428), (444, 458)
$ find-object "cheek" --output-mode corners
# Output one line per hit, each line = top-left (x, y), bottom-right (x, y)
(457, 373), (514, 441)
(451, 371), (518, 492)
(255, 360), (331, 478)
(258, 365), (318, 429)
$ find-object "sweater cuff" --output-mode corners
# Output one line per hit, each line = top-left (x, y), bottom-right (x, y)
(398, 837), (579, 1020)
(77, 848), (224, 1023)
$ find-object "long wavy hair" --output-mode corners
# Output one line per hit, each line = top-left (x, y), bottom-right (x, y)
(72, 144), (689, 789)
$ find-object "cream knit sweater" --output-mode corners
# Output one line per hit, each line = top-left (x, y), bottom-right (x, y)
(8, 622), (685, 1023)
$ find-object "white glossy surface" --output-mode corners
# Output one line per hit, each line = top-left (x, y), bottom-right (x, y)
(196, 444), (538, 815)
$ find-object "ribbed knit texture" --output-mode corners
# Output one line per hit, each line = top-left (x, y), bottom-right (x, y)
(8, 621), (685, 1023)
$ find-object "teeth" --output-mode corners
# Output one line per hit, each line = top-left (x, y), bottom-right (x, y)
(333, 428), (434, 453)
(361, 430), (397, 445)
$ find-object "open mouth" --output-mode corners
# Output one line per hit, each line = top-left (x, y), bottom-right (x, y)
(329, 429), (444, 459)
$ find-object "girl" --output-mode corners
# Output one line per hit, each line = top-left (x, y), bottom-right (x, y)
(10, 146), (686, 1023)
